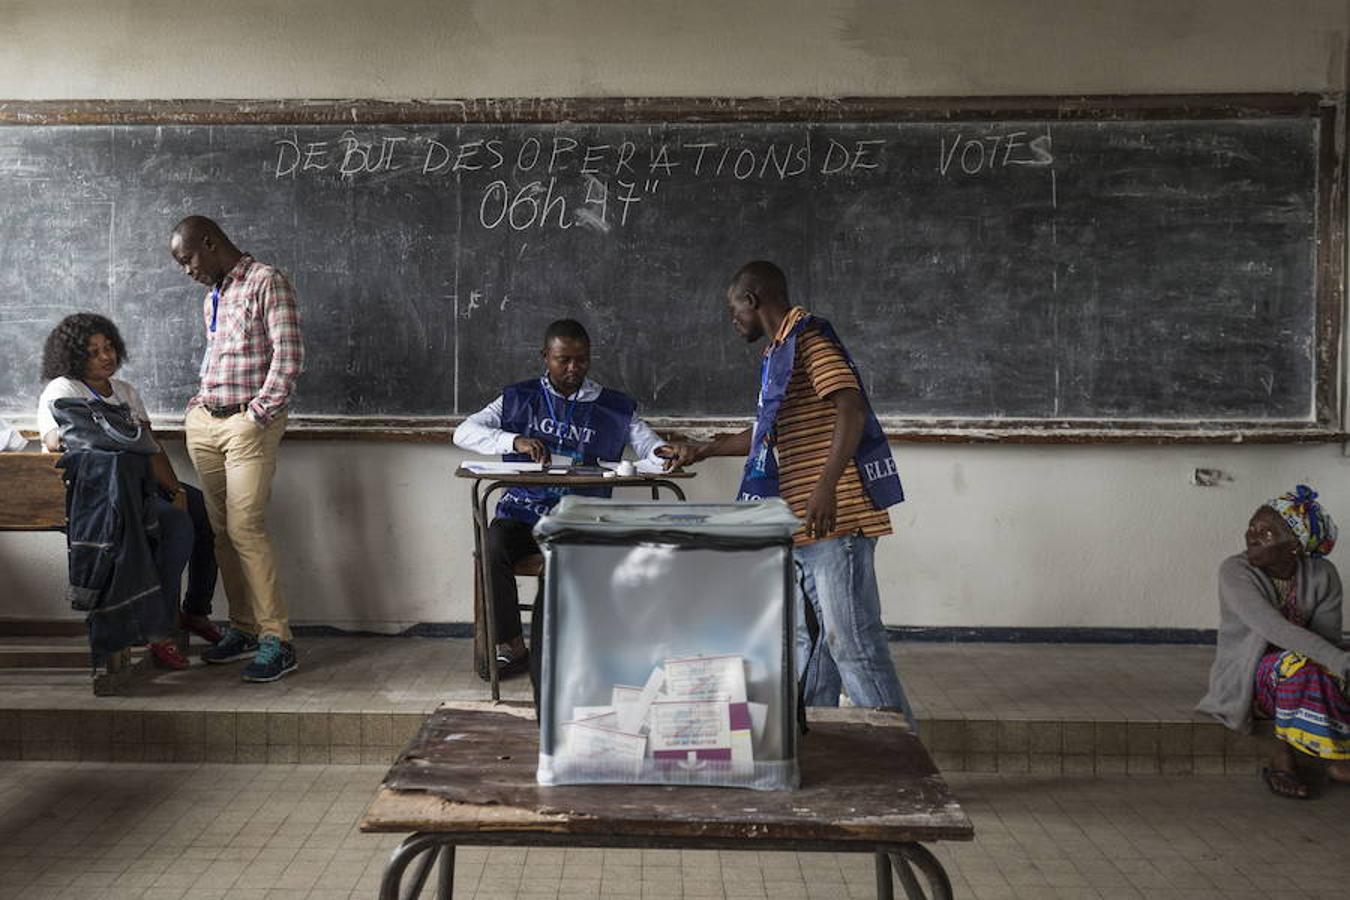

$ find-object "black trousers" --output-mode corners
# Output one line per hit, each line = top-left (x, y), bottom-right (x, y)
(486, 518), (547, 704)
(485, 518), (543, 644)
(180, 484), (218, 617)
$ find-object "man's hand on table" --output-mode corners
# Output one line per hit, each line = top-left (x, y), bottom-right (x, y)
(513, 436), (552, 466)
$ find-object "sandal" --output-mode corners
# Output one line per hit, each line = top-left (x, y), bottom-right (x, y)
(1261, 766), (1309, 800)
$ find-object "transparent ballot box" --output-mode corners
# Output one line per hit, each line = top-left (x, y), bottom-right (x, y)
(534, 497), (801, 790)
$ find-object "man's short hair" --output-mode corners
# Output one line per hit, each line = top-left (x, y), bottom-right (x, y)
(544, 318), (590, 345)
(172, 214), (227, 246)
(731, 260), (788, 304)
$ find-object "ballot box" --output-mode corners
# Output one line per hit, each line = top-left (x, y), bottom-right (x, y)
(533, 497), (801, 790)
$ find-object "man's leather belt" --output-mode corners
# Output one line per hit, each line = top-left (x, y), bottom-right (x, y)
(203, 403), (249, 418)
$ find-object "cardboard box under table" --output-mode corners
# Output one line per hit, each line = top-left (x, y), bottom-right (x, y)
(533, 497), (801, 790)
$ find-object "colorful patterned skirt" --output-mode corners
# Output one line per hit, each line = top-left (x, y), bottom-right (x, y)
(1253, 650), (1350, 760)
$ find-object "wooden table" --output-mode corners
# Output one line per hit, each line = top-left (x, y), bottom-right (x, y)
(0, 451), (65, 531)
(362, 703), (973, 900)
(454, 468), (694, 699)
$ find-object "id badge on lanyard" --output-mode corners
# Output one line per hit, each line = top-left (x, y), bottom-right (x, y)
(199, 285), (221, 378)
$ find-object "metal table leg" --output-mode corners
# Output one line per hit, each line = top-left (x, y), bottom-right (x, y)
(878, 845), (954, 900)
(378, 834), (456, 900)
(874, 852), (894, 900)
(478, 481), (503, 701)
(437, 843), (456, 899)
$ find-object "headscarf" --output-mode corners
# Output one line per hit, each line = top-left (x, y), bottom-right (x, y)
(1266, 484), (1337, 558)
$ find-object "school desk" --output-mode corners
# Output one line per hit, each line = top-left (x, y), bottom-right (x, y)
(362, 702), (972, 900)
(455, 467), (694, 698)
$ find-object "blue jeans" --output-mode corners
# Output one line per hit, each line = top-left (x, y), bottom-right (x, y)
(794, 534), (916, 727)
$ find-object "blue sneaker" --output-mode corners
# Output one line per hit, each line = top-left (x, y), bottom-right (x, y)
(241, 636), (298, 683)
(201, 628), (259, 664)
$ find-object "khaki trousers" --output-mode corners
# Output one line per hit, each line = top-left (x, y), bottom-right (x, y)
(184, 406), (291, 641)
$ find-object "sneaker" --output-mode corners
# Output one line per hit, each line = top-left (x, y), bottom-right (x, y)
(241, 636), (298, 683)
(148, 639), (190, 670)
(201, 628), (259, 664)
(178, 612), (224, 645)
(477, 647), (530, 681)
(498, 647), (530, 678)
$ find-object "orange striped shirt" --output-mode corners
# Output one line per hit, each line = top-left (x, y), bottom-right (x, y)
(770, 308), (892, 546)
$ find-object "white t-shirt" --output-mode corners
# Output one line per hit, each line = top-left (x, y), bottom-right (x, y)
(36, 376), (152, 445)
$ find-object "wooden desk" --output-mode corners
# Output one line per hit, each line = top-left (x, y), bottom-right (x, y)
(362, 703), (972, 900)
(0, 451), (65, 531)
(454, 468), (694, 699)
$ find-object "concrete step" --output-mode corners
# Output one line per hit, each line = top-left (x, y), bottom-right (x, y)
(0, 706), (1272, 774)
(0, 636), (1271, 772)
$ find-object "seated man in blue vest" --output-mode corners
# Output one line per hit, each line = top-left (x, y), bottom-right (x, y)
(454, 318), (673, 682)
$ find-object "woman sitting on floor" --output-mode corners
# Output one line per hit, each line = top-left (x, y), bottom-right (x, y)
(37, 312), (222, 668)
(1198, 485), (1350, 798)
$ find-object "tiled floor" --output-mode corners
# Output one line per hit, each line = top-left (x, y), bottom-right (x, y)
(0, 761), (1345, 900)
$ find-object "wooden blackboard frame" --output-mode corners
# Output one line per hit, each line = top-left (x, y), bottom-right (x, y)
(1, 94), (1343, 445)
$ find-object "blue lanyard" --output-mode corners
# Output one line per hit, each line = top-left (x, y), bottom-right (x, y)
(541, 377), (581, 456)
(81, 380), (111, 401)
(208, 285), (222, 334)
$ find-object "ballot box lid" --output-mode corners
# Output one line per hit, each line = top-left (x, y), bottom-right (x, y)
(534, 497), (800, 543)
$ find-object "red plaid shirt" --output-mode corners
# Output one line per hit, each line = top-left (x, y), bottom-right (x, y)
(190, 254), (304, 425)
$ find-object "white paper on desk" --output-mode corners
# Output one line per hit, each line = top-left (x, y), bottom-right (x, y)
(617, 667), (665, 734)
(459, 460), (545, 474)
(664, 654), (747, 703)
(649, 698), (732, 753)
(598, 459), (671, 475)
(561, 720), (647, 775)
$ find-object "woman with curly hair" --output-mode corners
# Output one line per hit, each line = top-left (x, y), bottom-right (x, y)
(37, 312), (222, 669)
(1198, 485), (1350, 799)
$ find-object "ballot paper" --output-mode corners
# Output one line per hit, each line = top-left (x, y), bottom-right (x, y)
(568, 705), (620, 729)
(728, 701), (755, 773)
(561, 720), (647, 776)
(664, 654), (748, 703)
(649, 698), (733, 761)
(611, 685), (645, 730)
(617, 667), (665, 734)
(573, 705), (615, 720)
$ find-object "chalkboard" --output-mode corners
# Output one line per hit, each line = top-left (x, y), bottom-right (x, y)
(0, 97), (1339, 437)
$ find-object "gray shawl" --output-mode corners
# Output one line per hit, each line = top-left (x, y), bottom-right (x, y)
(1196, 554), (1349, 733)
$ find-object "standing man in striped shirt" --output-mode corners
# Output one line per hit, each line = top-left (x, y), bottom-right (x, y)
(170, 216), (305, 683)
(666, 261), (914, 722)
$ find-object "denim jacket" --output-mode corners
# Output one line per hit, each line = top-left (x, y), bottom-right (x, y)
(57, 449), (166, 662)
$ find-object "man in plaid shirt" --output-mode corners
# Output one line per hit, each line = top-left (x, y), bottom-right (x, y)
(171, 216), (304, 683)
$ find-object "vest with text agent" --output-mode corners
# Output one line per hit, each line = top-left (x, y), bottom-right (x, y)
(495, 377), (636, 525)
(737, 315), (904, 509)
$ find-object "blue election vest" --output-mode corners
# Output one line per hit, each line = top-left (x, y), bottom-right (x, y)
(738, 314), (904, 509)
(495, 377), (637, 525)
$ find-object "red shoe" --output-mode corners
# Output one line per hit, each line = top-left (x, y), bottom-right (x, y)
(149, 639), (191, 670)
(179, 612), (224, 645)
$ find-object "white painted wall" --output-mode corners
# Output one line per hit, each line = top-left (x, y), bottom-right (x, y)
(2, 1), (1348, 631)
